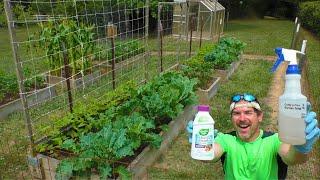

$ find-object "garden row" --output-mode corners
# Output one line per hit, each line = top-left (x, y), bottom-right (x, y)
(181, 37), (245, 103)
(31, 37), (245, 179)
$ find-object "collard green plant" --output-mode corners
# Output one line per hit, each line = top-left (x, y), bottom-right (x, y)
(135, 71), (197, 125)
(56, 125), (134, 179)
(204, 37), (246, 69)
(56, 113), (161, 179)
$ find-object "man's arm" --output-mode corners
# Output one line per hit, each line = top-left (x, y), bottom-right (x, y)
(212, 143), (224, 162)
(278, 143), (308, 165)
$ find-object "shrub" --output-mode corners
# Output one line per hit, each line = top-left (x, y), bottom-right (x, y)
(298, 1), (320, 37)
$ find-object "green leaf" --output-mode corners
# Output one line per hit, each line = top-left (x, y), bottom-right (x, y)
(98, 164), (112, 179)
(55, 160), (74, 180)
(115, 165), (132, 180)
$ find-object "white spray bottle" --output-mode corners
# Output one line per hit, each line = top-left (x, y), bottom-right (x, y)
(271, 41), (307, 145)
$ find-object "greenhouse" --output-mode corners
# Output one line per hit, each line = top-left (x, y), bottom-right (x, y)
(172, 0), (225, 41)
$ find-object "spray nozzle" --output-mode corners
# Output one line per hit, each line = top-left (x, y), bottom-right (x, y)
(270, 47), (285, 72)
(271, 40), (307, 73)
(270, 47), (305, 73)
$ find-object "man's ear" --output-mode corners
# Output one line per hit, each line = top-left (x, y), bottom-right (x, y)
(258, 112), (263, 122)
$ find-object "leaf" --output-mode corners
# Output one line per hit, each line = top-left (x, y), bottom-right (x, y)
(55, 160), (74, 180)
(98, 164), (112, 179)
(61, 139), (79, 153)
(115, 165), (132, 180)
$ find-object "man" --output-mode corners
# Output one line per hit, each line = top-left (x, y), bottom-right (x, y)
(187, 93), (319, 179)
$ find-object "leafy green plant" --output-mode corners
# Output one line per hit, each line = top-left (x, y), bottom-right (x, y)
(56, 112), (161, 179)
(95, 39), (145, 63)
(204, 37), (246, 69)
(36, 72), (196, 178)
(0, 71), (19, 103)
(0, 68), (45, 104)
(56, 125), (134, 179)
(35, 82), (138, 154)
(0, 3), (7, 27)
(181, 44), (215, 89)
(134, 72), (197, 126)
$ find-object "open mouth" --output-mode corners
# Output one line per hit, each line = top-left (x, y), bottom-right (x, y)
(238, 124), (250, 133)
(238, 124), (250, 130)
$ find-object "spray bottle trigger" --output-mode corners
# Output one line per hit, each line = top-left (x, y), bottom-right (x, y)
(271, 47), (284, 72)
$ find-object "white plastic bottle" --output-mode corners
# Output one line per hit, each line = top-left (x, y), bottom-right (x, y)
(191, 105), (215, 160)
(278, 65), (307, 145)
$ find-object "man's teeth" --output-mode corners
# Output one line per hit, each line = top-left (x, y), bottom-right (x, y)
(239, 124), (249, 128)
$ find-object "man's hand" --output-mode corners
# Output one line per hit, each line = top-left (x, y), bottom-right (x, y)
(294, 111), (320, 154)
(186, 120), (218, 143)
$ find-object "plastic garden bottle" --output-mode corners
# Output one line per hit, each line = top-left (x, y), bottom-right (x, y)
(278, 65), (307, 145)
(191, 105), (215, 160)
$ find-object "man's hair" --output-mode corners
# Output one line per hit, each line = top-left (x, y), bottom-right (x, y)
(254, 108), (262, 116)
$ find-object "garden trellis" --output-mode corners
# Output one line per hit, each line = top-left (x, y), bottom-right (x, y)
(3, 0), (149, 170)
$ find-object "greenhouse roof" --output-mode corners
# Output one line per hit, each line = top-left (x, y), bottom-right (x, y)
(200, 0), (225, 11)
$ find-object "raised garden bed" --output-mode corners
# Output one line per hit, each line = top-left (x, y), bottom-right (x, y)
(216, 55), (243, 81)
(26, 72), (197, 179)
(29, 105), (197, 179)
(0, 86), (57, 120)
(196, 77), (221, 105)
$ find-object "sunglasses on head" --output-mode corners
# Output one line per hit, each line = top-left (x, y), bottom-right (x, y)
(231, 93), (258, 103)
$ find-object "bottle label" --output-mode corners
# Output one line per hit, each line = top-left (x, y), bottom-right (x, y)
(280, 100), (306, 118)
(194, 127), (214, 149)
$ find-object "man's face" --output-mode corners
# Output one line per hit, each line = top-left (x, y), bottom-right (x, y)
(231, 101), (263, 142)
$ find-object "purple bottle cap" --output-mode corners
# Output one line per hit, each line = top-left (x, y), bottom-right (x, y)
(198, 105), (210, 112)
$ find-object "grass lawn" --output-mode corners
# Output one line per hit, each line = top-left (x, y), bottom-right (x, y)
(225, 19), (294, 56)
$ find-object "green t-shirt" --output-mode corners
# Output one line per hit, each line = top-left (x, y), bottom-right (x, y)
(215, 130), (283, 180)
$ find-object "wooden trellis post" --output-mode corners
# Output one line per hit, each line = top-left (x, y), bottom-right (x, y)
(107, 23), (117, 89)
(61, 42), (73, 113)
(189, 15), (196, 57)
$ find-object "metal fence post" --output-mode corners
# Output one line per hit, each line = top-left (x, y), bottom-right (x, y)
(290, 17), (300, 49)
(144, 0), (150, 81)
(158, 5), (163, 73)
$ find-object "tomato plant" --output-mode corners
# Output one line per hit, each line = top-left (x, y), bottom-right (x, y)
(31, 19), (96, 76)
